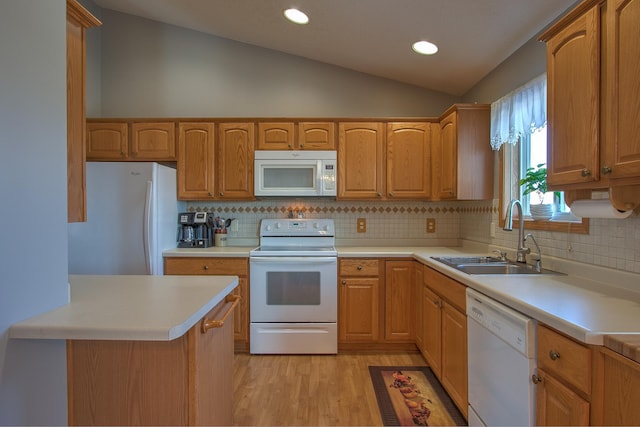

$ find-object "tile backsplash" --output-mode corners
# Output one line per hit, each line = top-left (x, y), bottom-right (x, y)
(187, 198), (640, 274)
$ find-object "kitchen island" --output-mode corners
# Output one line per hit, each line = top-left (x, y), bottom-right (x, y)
(10, 274), (239, 426)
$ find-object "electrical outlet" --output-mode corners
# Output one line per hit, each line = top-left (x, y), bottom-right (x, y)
(357, 218), (367, 233)
(426, 218), (436, 233)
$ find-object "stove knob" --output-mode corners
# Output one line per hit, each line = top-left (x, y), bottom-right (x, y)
(313, 222), (319, 229)
(265, 225), (272, 231)
(275, 222), (281, 229)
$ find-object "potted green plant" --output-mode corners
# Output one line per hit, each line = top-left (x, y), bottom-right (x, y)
(519, 163), (557, 220)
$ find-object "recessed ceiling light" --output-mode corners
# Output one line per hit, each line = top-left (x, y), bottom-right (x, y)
(412, 40), (438, 55)
(284, 8), (309, 25)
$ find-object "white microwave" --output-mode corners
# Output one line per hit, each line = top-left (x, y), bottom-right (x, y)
(254, 150), (337, 197)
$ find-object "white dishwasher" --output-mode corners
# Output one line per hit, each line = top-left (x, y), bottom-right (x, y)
(466, 288), (537, 427)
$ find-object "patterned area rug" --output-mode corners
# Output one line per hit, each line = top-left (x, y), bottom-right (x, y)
(369, 366), (466, 426)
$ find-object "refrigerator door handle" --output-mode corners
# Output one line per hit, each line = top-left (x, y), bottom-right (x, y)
(143, 180), (153, 275)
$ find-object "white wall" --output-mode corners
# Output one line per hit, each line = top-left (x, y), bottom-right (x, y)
(95, 8), (459, 118)
(0, 1), (69, 424)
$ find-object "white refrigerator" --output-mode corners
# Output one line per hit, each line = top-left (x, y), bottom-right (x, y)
(68, 162), (183, 275)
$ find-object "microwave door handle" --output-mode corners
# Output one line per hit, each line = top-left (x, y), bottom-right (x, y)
(317, 160), (323, 193)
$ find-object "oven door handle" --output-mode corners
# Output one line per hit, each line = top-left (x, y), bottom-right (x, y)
(250, 256), (337, 264)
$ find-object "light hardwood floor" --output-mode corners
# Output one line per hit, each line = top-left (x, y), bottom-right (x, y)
(233, 352), (427, 426)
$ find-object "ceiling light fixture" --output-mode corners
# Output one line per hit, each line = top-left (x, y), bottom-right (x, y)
(412, 40), (438, 55)
(284, 8), (309, 25)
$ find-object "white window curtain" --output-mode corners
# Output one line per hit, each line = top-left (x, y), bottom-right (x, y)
(490, 73), (547, 151)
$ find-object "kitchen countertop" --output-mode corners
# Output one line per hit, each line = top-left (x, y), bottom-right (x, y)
(9, 274), (238, 341)
(164, 244), (640, 362)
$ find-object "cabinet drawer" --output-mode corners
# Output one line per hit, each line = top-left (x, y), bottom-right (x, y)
(538, 325), (591, 395)
(423, 266), (466, 312)
(164, 257), (248, 276)
(339, 259), (380, 276)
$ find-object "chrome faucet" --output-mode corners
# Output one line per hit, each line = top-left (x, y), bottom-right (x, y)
(503, 199), (530, 263)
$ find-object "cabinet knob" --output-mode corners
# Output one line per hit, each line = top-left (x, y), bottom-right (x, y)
(549, 350), (560, 360)
(602, 166), (612, 175)
(357, 265), (363, 271)
(300, 144), (304, 149)
(581, 169), (591, 177)
(389, 192), (394, 197)
(288, 144), (292, 149)
(208, 192), (213, 197)
(377, 192), (382, 198)
(203, 265), (209, 271)
(120, 152), (126, 157)
(341, 280), (346, 285)
(531, 374), (543, 384)
(219, 191), (224, 196)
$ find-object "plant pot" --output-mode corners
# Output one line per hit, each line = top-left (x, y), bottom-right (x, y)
(530, 203), (554, 221)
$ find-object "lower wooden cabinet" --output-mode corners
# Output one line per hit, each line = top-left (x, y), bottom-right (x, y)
(535, 325), (591, 426)
(338, 259), (381, 344)
(419, 265), (467, 419)
(67, 296), (235, 426)
(591, 346), (640, 426)
(385, 260), (416, 341)
(164, 257), (249, 351)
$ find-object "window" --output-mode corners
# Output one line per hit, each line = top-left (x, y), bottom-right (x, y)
(492, 74), (588, 233)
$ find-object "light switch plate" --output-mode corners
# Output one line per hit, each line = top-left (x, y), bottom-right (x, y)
(357, 218), (367, 233)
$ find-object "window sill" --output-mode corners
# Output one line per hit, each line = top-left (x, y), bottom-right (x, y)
(500, 217), (589, 234)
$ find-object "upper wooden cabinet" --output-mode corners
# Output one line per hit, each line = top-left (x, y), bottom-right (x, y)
(177, 122), (215, 200)
(433, 104), (492, 200)
(67, 0), (101, 222)
(177, 122), (255, 201)
(217, 123), (255, 200)
(540, 0), (640, 208)
(86, 121), (176, 161)
(386, 122), (432, 199)
(337, 122), (385, 199)
(256, 122), (335, 150)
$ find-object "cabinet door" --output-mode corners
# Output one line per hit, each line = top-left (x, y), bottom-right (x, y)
(546, 6), (601, 186)
(337, 122), (385, 199)
(436, 112), (457, 199)
(592, 347), (640, 426)
(233, 277), (248, 343)
(257, 122), (295, 150)
(130, 122), (176, 160)
(414, 264), (424, 351)
(602, 0), (640, 180)
(441, 302), (468, 419)
(384, 261), (415, 341)
(536, 368), (590, 426)
(298, 122), (336, 150)
(86, 122), (128, 160)
(190, 298), (235, 426)
(421, 284), (442, 377)
(177, 123), (215, 200)
(386, 123), (431, 199)
(217, 123), (255, 199)
(339, 277), (379, 342)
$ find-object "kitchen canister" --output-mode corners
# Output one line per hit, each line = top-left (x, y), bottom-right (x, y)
(214, 230), (228, 246)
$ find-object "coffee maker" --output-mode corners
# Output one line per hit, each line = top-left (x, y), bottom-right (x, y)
(177, 212), (212, 248)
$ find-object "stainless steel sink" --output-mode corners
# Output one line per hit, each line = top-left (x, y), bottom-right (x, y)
(431, 256), (563, 275)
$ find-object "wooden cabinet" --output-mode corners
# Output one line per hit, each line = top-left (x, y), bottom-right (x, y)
(433, 104), (493, 200)
(384, 260), (415, 341)
(217, 123), (255, 199)
(66, 0), (100, 222)
(386, 122), (431, 199)
(256, 122), (335, 150)
(177, 122), (254, 200)
(414, 263), (424, 351)
(86, 121), (176, 161)
(164, 257), (249, 350)
(337, 122), (385, 199)
(178, 123), (216, 200)
(592, 346), (640, 426)
(534, 325), (591, 425)
(420, 265), (467, 418)
(540, 0), (640, 208)
(338, 259), (381, 343)
(67, 294), (236, 426)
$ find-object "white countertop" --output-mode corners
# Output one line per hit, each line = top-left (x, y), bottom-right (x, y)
(9, 274), (238, 341)
(164, 244), (640, 345)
